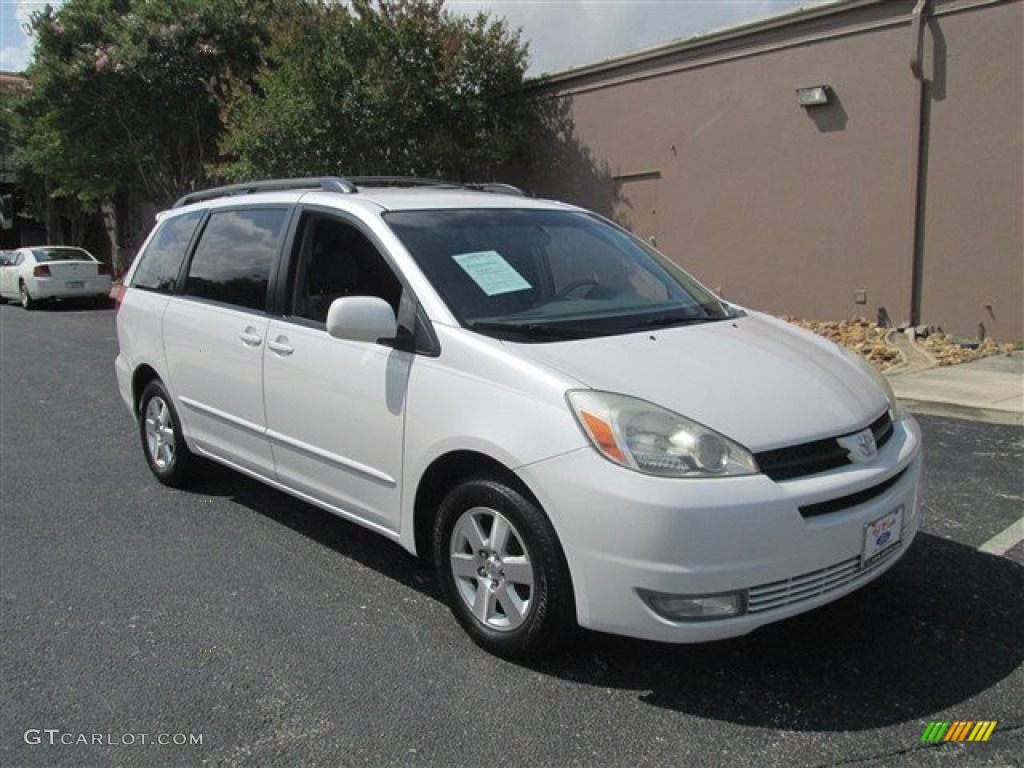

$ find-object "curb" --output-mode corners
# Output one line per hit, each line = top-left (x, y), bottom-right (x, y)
(899, 399), (1023, 427)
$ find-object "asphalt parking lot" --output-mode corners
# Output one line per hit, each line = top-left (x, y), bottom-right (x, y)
(1, 303), (1021, 767)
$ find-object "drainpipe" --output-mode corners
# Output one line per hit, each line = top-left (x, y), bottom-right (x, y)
(907, 0), (931, 328)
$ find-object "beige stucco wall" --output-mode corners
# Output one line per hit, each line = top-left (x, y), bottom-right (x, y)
(528, 0), (1022, 341)
(917, 1), (1023, 341)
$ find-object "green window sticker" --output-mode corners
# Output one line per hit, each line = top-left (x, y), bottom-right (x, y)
(452, 250), (532, 296)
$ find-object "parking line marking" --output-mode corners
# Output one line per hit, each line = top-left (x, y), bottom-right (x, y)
(978, 516), (1024, 556)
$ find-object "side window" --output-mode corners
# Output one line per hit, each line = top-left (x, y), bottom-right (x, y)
(184, 208), (287, 312)
(290, 213), (402, 323)
(131, 211), (203, 293)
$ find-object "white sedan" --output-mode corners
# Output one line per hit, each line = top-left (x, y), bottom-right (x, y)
(0, 246), (112, 309)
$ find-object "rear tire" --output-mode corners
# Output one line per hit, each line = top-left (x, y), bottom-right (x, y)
(139, 380), (197, 487)
(434, 476), (576, 660)
(19, 282), (37, 310)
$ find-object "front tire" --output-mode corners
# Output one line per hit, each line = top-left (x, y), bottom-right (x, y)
(434, 476), (576, 660)
(139, 380), (197, 487)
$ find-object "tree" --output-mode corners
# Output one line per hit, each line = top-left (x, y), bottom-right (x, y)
(19, 0), (274, 208)
(9, 0), (293, 264)
(221, 0), (538, 181)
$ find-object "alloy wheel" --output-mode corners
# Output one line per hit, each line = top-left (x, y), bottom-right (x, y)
(144, 395), (176, 471)
(449, 506), (535, 631)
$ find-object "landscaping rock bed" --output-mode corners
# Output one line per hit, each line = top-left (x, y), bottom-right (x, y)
(780, 316), (1020, 370)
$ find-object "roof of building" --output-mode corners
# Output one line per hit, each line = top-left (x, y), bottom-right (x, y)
(0, 72), (30, 94)
(528, 0), (883, 87)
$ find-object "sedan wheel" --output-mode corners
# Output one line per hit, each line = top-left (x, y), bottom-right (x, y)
(139, 380), (196, 487)
(435, 476), (576, 659)
(19, 282), (36, 310)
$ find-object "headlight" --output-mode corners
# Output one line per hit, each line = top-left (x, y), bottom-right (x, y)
(566, 390), (758, 478)
(837, 346), (907, 422)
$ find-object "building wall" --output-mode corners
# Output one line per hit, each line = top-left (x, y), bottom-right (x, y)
(528, 0), (1022, 340)
(917, 2), (1023, 341)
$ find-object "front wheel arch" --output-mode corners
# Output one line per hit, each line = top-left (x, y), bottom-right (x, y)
(413, 451), (540, 565)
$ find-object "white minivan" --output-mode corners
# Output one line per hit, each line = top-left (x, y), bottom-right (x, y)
(115, 177), (922, 658)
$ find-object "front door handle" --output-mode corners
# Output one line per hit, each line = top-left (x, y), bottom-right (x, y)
(239, 327), (263, 347)
(267, 336), (294, 356)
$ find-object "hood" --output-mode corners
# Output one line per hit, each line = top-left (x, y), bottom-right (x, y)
(505, 313), (888, 452)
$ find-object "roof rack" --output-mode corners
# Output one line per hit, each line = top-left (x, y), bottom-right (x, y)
(172, 177), (356, 208)
(172, 175), (527, 208)
(463, 182), (526, 197)
(345, 176), (455, 188)
(348, 177), (527, 196)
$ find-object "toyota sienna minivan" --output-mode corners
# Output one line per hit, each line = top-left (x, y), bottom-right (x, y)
(115, 176), (922, 658)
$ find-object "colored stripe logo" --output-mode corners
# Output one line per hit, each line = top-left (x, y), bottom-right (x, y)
(921, 721), (997, 743)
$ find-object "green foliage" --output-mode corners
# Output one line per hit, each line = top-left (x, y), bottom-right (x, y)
(221, 0), (537, 181)
(9, 0), (539, 207)
(15, 0), (277, 206)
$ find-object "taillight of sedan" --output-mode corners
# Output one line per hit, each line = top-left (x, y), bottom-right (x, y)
(33, 264), (51, 277)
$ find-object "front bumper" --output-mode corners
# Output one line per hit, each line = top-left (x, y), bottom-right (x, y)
(517, 416), (922, 643)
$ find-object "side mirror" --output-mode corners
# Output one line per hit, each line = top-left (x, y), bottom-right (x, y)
(326, 296), (398, 343)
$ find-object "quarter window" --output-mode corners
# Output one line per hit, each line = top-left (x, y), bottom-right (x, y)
(185, 208), (287, 312)
(132, 211), (203, 294)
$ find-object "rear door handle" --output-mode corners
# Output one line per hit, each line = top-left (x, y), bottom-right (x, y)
(239, 327), (263, 347)
(267, 336), (294, 356)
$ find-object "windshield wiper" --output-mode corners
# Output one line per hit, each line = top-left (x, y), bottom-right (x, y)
(633, 314), (716, 330)
(469, 321), (595, 340)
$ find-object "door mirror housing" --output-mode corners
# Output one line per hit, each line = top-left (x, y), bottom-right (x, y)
(326, 296), (398, 343)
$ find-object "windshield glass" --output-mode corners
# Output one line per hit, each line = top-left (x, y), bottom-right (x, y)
(31, 247), (95, 263)
(384, 208), (734, 341)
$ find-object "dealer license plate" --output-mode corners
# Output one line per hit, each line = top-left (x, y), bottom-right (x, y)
(863, 506), (903, 564)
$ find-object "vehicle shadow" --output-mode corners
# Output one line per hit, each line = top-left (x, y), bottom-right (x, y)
(191, 464), (1021, 732)
(534, 534), (1023, 730)
(4, 298), (113, 312)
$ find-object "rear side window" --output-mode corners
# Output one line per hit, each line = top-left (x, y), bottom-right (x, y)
(132, 211), (203, 293)
(184, 208), (287, 312)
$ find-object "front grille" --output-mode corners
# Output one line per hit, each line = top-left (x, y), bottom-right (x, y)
(747, 542), (903, 614)
(799, 468), (907, 518)
(755, 411), (894, 482)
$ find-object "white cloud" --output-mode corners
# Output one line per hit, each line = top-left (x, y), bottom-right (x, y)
(448, 0), (835, 75)
(1, 42), (32, 72)
(15, 1), (38, 27)
(1, 1), (58, 72)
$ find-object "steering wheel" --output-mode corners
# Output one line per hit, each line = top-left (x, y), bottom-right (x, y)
(555, 279), (600, 299)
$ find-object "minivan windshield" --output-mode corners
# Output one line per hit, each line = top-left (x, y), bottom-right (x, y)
(384, 209), (735, 342)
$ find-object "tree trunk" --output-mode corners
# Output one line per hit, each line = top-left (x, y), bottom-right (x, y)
(71, 200), (82, 246)
(101, 197), (121, 276)
(44, 177), (61, 244)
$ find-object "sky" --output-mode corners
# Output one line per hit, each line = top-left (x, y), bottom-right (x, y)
(1, 0), (834, 76)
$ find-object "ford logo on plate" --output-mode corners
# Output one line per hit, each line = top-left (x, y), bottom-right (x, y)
(876, 531), (892, 547)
